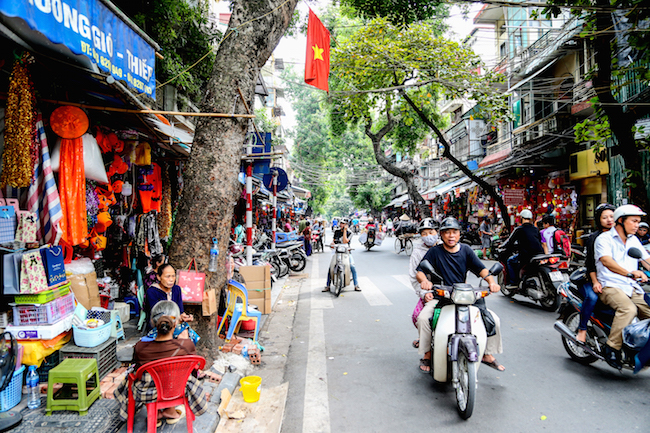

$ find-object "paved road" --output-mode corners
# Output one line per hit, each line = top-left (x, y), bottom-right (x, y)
(280, 232), (650, 433)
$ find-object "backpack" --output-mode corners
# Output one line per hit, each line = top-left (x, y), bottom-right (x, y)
(553, 229), (571, 257)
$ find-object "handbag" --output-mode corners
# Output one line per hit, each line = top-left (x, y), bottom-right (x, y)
(19, 250), (49, 294)
(0, 206), (16, 244)
(15, 212), (38, 243)
(412, 298), (425, 327)
(40, 246), (67, 286)
(177, 259), (205, 304)
(2, 252), (23, 295)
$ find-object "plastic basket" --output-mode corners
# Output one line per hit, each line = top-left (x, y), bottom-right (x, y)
(12, 293), (76, 326)
(61, 338), (117, 379)
(72, 319), (113, 348)
(14, 283), (70, 305)
(0, 366), (24, 412)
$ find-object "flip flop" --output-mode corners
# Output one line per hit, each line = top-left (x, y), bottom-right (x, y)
(481, 358), (505, 371)
(418, 358), (431, 374)
(165, 407), (185, 425)
(412, 340), (419, 349)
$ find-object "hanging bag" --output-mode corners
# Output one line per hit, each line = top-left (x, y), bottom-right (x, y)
(0, 206), (16, 244)
(19, 250), (49, 294)
(15, 212), (38, 243)
(177, 259), (205, 304)
(40, 246), (67, 286)
(2, 252), (23, 295)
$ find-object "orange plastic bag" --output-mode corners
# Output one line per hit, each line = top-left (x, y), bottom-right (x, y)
(58, 137), (87, 246)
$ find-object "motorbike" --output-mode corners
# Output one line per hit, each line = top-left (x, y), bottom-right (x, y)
(328, 244), (353, 297)
(419, 259), (503, 419)
(554, 248), (650, 371)
(276, 241), (307, 272)
(496, 247), (569, 311)
(360, 224), (378, 251)
(312, 231), (324, 253)
(460, 224), (481, 246)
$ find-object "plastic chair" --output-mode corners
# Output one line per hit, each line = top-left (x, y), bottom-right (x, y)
(216, 279), (262, 342)
(126, 355), (206, 433)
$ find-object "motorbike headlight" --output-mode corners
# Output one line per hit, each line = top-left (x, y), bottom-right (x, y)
(451, 289), (477, 305)
(336, 246), (347, 253)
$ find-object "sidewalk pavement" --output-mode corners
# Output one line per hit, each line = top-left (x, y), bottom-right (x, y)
(10, 272), (306, 433)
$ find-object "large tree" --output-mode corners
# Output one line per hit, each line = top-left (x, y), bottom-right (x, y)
(543, 0), (650, 209)
(331, 18), (512, 225)
(168, 1), (299, 361)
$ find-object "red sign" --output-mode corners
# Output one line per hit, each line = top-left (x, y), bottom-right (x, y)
(503, 188), (525, 206)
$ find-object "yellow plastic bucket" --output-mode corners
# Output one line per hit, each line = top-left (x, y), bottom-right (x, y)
(240, 375), (262, 403)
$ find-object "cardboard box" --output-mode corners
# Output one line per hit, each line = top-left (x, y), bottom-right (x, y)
(239, 265), (271, 291)
(248, 293), (271, 314)
(68, 272), (101, 310)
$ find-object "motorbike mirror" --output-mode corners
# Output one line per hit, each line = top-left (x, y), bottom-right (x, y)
(419, 260), (444, 283)
(628, 247), (643, 259)
(488, 263), (504, 276)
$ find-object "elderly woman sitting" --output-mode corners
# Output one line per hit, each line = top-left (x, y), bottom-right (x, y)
(114, 301), (218, 425)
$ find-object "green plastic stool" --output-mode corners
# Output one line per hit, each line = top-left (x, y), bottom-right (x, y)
(46, 358), (101, 416)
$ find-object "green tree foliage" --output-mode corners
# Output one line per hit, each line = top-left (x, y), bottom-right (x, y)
(542, 0), (650, 208)
(349, 180), (393, 213)
(115, 0), (221, 104)
(340, 0), (449, 27)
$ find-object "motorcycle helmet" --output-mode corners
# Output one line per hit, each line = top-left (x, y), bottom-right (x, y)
(439, 217), (461, 232)
(419, 218), (438, 233)
(613, 204), (646, 223)
(340, 218), (349, 225)
(594, 203), (616, 229)
(639, 222), (649, 229)
(520, 209), (533, 220)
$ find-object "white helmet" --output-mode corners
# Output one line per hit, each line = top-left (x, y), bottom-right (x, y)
(613, 204), (646, 223)
(520, 209), (533, 219)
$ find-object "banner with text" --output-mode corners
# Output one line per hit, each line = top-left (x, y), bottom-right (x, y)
(1, 0), (156, 98)
(503, 188), (525, 206)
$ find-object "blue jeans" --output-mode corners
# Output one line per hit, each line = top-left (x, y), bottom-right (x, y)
(327, 254), (359, 287)
(579, 282), (599, 331)
(507, 254), (520, 285)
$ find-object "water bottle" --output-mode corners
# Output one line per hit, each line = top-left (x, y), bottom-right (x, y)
(27, 365), (40, 409)
(208, 237), (219, 272)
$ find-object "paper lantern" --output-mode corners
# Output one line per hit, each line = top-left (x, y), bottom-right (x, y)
(50, 106), (89, 139)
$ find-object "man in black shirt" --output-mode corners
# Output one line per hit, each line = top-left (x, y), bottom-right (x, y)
(415, 217), (504, 372)
(324, 219), (360, 292)
(501, 209), (544, 287)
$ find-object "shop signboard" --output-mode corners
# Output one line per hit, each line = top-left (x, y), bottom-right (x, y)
(0, 0), (157, 98)
(503, 188), (525, 206)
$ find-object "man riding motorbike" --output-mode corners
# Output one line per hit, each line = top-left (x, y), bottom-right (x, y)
(501, 209), (544, 288)
(414, 217), (504, 373)
(594, 204), (650, 369)
(323, 218), (361, 292)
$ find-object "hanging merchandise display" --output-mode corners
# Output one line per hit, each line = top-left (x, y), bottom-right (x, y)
(157, 164), (173, 240)
(1, 53), (36, 188)
(57, 136), (87, 246)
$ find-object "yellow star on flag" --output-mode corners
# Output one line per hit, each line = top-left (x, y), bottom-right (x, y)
(312, 44), (324, 61)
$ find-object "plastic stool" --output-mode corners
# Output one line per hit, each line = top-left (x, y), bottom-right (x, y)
(46, 358), (101, 416)
(110, 311), (125, 341)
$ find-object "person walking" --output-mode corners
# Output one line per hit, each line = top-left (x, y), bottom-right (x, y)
(479, 217), (493, 259)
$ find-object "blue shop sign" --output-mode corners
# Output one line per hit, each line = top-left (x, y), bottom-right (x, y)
(0, 0), (156, 98)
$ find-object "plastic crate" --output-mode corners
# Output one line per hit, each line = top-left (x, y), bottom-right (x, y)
(37, 351), (60, 383)
(72, 319), (113, 348)
(12, 293), (75, 326)
(60, 337), (118, 379)
(14, 283), (70, 305)
(0, 366), (24, 412)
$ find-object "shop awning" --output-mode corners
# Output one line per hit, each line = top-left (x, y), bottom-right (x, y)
(291, 185), (312, 199)
(384, 193), (409, 208)
(478, 148), (511, 168)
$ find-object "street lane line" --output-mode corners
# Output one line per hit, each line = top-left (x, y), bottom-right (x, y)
(310, 256), (334, 309)
(303, 307), (331, 432)
(357, 276), (393, 306)
(391, 274), (412, 291)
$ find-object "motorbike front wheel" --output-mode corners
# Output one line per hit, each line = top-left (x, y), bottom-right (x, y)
(455, 352), (476, 420)
(561, 311), (598, 365)
(289, 253), (307, 272)
(333, 269), (343, 297)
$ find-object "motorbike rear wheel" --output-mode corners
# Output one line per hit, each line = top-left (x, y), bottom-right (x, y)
(538, 275), (560, 311)
(289, 253), (307, 272)
(405, 239), (414, 256)
(455, 352), (476, 420)
(561, 312), (598, 365)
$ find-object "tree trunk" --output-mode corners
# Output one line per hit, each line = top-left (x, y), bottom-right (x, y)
(401, 92), (511, 231)
(364, 117), (430, 217)
(592, 2), (649, 210)
(168, 0), (299, 363)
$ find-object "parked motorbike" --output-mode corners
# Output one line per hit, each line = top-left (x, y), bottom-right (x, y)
(496, 247), (569, 311)
(276, 241), (307, 272)
(328, 244), (353, 297)
(419, 259), (503, 419)
(554, 248), (650, 371)
(460, 224), (481, 246)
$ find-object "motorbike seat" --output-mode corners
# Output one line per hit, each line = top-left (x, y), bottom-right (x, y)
(530, 253), (562, 261)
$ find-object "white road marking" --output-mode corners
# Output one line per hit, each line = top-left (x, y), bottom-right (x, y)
(391, 274), (413, 291)
(357, 276), (393, 306)
(303, 258), (331, 433)
(309, 256), (334, 310)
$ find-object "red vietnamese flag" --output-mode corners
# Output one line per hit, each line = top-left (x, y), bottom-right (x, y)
(304, 9), (330, 92)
